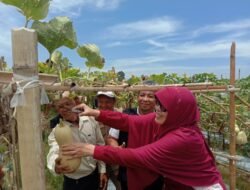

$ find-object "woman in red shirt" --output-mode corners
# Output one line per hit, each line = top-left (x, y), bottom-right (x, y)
(62, 87), (226, 190)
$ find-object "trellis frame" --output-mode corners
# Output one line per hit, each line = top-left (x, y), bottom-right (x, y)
(0, 38), (241, 189)
(42, 42), (238, 190)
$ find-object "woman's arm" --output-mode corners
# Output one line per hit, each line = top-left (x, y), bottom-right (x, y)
(96, 110), (132, 132)
(62, 132), (184, 175)
(94, 132), (190, 175)
(74, 103), (144, 132)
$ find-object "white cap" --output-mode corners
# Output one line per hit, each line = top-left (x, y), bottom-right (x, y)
(97, 91), (115, 98)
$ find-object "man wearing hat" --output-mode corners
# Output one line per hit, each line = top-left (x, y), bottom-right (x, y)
(95, 91), (117, 140)
(47, 97), (107, 190)
(95, 91), (122, 190)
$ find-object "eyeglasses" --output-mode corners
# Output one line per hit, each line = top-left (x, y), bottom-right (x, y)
(155, 100), (167, 112)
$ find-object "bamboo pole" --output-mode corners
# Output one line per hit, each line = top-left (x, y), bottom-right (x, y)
(229, 42), (236, 190)
(0, 71), (58, 85)
(12, 28), (45, 190)
(43, 84), (230, 92)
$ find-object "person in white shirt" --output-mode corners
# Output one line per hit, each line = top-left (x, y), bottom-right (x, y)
(95, 91), (122, 190)
(47, 97), (107, 190)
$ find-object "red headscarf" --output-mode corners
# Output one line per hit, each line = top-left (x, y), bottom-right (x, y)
(155, 87), (200, 137)
(126, 87), (207, 188)
(151, 87), (225, 188)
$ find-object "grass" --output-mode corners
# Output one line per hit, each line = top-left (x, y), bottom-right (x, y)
(218, 164), (250, 190)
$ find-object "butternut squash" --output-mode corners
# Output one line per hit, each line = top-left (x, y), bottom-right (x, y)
(235, 124), (240, 133)
(54, 120), (81, 173)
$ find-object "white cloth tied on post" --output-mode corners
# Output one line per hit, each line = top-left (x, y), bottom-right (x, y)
(10, 74), (49, 108)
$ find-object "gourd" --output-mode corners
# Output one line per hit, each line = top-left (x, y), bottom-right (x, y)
(235, 124), (240, 133)
(54, 120), (81, 172)
(236, 131), (248, 145)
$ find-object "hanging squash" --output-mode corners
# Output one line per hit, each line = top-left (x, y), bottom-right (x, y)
(235, 124), (240, 133)
(54, 120), (81, 172)
(236, 131), (248, 145)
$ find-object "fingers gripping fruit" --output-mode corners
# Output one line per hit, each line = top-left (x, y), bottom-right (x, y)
(54, 120), (81, 173)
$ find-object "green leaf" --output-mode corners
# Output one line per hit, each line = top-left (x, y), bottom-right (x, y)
(0, 0), (49, 21)
(77, 44), (104, 69)
(32, 16), (78, 54)
(51, 51), (63, 66)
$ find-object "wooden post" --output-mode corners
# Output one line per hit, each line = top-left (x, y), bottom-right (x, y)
(229, 42), (236, 190)
(0, 56), (3, 71)
(12, 28), (45, 190)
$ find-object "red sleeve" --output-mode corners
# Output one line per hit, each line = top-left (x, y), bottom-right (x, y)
(97, 110), (130, 132)
(94, 145), (140, 167)
(97, 110), (151, 133)
(94, 128), (217, 187)
(93, 132), (185, 173)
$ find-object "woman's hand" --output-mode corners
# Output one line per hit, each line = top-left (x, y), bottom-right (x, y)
(72, 103), (100, 118)
(61, 143), (95, 158)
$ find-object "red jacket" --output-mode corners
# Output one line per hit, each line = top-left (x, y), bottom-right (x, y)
(94, 87), (226, 190)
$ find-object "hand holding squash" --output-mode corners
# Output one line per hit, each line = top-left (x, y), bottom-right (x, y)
(54, 120), (81, 173)
(62, 143), (95, 158)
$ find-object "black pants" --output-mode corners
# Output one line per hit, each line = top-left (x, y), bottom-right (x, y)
(63, 170), (99, 190)
(118, 167), (127, 190)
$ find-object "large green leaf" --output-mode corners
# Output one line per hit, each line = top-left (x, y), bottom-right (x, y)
(0, 0), (49, 21)
(32, 16), (78, 54)
(77, 44), (104, 69)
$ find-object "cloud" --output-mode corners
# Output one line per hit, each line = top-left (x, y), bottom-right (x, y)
(105, 41), (124, 47)
(109, 39), (250, 70)
(111, 61), (235, 78)
(145, 39), (166, 48)
(154, 39), (250, 58)
(107, 39), (250, 77)
(50, 0), (123, 15)
(109, 56), (165, 67)
(105, 16), (181, 39)
(192, 19), (250, 37)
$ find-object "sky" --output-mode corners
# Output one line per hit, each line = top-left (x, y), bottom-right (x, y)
(0, 0), (250, 79)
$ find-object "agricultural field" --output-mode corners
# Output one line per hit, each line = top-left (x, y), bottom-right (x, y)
(0, 0), (250, 189)
(0, 72), (249, 189)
